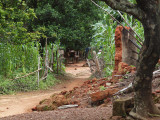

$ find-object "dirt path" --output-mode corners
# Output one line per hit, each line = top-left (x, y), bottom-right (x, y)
(0, 61), (91, 118)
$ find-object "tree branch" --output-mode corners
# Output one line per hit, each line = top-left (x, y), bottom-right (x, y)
(100, 0), (145, 21)
(136, 0), (158, 14)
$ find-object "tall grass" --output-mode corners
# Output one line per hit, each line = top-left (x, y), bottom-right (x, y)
(0, 42), (39, 77)
(91, 13), (117, 76)
(0, 73), (59, 94)
(0, 42), (61, 94)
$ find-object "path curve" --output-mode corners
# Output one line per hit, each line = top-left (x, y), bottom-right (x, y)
(0, 61), (91, 118)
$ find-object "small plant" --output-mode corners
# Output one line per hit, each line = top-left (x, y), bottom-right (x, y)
(42, 105), (52, 111)
(123, 71), (130, 79)
(119, 78), (123, 82)
(99, 86), (106, 91)
(123, 75), (128, 79)
(130, 65), (135, 68)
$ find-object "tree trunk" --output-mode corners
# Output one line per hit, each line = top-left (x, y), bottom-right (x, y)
(97, 0), (160, 119)
(131, 16), (160, 119)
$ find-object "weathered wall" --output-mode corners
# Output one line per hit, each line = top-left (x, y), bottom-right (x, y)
(122, 29), (138, 66)
(112, 26), (123, 76)
(111, 26), (159, 82)
(112, 26), (136, 78)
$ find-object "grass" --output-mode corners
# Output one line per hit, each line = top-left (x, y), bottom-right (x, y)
(0, 42), (63, 95)
(0, 73), (60, 95)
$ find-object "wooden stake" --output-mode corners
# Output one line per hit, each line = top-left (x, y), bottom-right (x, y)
(37, 56), (40, 87)
(60, 56), (62, 73)
(93, 51), (102, 77)
(42, 38), (49, 80)
(50, 44), (54, 71)
(42, 50), (49, 80)
(56, 50), (59, 74)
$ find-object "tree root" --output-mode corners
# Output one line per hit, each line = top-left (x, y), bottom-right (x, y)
(148, 113), (160, 117)
(129, 109), (160, 120)
(129, 110), (147, 120)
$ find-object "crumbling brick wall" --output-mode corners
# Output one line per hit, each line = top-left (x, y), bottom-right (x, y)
(112, 26), (135, 77)
(112, 26), (123, 75)
(112, 26), (159, 82)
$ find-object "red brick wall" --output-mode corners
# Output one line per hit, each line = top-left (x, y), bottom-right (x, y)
(112, 26), (135, 79)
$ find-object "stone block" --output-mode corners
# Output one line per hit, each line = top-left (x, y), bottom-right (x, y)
(113, 97), (134, 116)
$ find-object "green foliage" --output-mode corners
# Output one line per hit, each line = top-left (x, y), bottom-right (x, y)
(128, 0), (137, 4)
(0, 0), (40, 44)
(0, 39), (62, 94)
(38, 74), (60, 90)
(43, 40), (65, 74)
(121, 13), (144, 41)
(0, 42), (40, 77)
(99, 86), (106, 91)
(26, 0), (102, 50)
(0, 1), (63, 94)
(91, 4), (144, 77)
(0, 0), (145, 94)
(91, 12), (116, 76)
(0, 73), (59, 94)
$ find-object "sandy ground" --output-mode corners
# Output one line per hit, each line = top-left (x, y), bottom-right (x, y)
(0, 61), (91, 118)
(65, 62), (91, 78)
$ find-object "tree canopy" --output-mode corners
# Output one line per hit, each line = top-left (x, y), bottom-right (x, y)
(26, 0), (102, 50)
(0, 0), (105, 93)
(0, 0), (40, 44)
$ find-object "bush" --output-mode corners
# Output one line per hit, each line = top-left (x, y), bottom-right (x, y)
(0, 73), (60, 94)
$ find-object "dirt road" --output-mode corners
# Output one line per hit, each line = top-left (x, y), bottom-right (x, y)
(0, 61), (91, 118)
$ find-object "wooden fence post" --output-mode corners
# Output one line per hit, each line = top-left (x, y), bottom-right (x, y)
(93, 51), (102, 77)
(42, 50), (49, 79)
(60, 57), (62, 73)
(51, 45), (54, 71)
(42, 38), (49, 80)
(37, 56), (40, 87)
(56, 50), (59, 74)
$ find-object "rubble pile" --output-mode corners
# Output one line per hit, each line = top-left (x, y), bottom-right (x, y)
(33, 77), (122, 111)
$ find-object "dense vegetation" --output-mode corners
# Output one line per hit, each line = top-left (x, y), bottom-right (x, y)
(0, 0), (144, 94)
(26, 0), (102, 50)
(91, 5), (144, 76)
(0, 0), (59, 94)
(0, 0), (103, 94)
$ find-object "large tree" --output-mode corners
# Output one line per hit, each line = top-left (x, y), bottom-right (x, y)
(99, 0), (160, 119)
(0, 0), (38, 44)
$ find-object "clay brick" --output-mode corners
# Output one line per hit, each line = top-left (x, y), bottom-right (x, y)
(90, 88), (119, 103)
